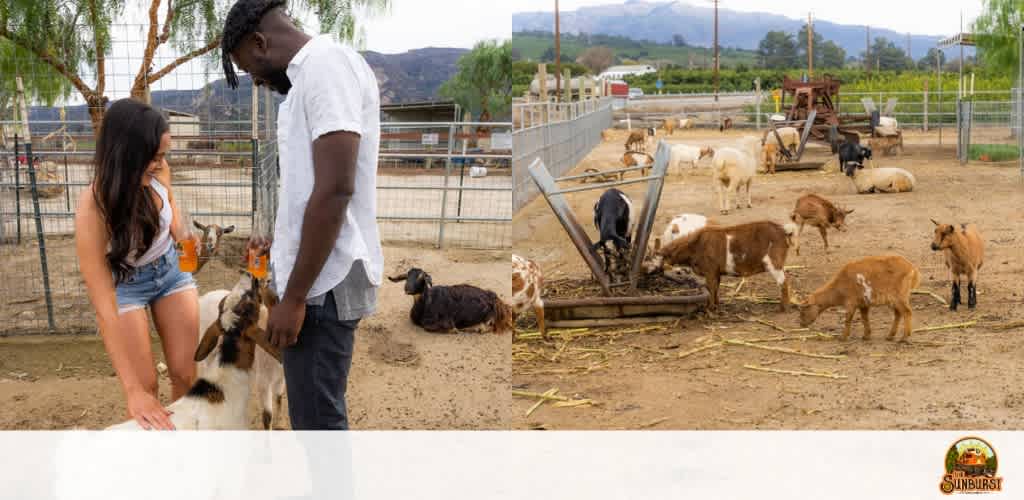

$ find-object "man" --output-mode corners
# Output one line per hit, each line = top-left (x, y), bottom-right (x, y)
(220, 0), (383, 430)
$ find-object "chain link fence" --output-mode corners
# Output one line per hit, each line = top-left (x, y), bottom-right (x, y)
(512, 98), (612, 211)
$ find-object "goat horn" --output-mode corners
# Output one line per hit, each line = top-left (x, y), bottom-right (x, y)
(387, 272), (409, 282)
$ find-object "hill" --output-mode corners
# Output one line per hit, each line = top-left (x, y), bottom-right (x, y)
(512, 0), (971, 61)
(513, 31), (758, 68)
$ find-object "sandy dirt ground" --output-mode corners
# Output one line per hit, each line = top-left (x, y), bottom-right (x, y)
(0, 246), (510, 430)
(512, 127), (1024, 430)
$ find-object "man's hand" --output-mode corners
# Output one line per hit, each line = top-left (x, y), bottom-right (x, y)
(268, 295), (305, 348)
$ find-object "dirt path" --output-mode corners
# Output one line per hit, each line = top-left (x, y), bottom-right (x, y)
(512, 129), (1024, 430)
(0, 246), (510, 430)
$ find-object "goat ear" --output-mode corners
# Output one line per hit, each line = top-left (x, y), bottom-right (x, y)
(222, 225), (235, 234)
(243, 325), (281, 363)
(930, 219), (939, 226)
(193, 220), (207, 231)
(194, 321), (224, 362)
(387, 272), (408, 283)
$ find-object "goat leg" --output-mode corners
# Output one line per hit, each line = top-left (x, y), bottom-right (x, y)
(968, 282), (977, 309)
(946, 278), (954, 311)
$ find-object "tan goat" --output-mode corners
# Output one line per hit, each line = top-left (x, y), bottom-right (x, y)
(930, 221), (984, 310)
(662, 118), (676, 136)
(790, 194), (854, 255)
(625, 130), (646, 152)
(798, 255), (920, 342)
(761, 142), (779, 174)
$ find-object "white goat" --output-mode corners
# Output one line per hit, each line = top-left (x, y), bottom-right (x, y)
(766, 126), (800, 152)
(876, 116), (899, 137)
(678, 118), (695, 129)
(703, 147), (757, 214)
(849, 166), (916, 194)
(106, 274), (280, 430)
(668, 144), (703, 174)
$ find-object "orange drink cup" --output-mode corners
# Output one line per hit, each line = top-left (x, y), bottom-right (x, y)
(178, 239), (198, 273)
(248, 248), (269, 279)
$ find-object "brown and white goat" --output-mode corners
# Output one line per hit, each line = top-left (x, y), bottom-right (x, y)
(512, 254), (546, 341)
(621, 151), (654, 176)
(790, 194), (854, 255)
(798, 255), (920, 342)
(192, 220), (236, 273)
(654, 221), (796, 312)
(930, 220), (984, 310)
(107, 273), (280, 430)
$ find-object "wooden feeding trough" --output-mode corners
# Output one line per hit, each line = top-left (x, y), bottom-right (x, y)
(765, 75), (888, 170)
(527, 140), (708, 324)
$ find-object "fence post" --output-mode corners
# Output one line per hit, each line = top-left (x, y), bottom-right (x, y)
(25, 146), (56, 332)
(12, 134), (23, 245)
(923, 80), (929, 132)
(755, 78), (761, 130)
(437, 123), (456, 248)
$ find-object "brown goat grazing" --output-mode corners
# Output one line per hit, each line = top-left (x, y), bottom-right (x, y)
(625, 130), (646, 152)
(790, 194), (854, 256)
(799, 255), (920, 342)
(930, 221), (984, 310)
(656, 221), (796, 312)
(663, 118), (676, 136)
(761, 142), (779, 174)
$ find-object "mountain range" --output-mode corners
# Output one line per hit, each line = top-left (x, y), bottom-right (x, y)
(26, 47), (467, 133)
(512, 0), (972, 61)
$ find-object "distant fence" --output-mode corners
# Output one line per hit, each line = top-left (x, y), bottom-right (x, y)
(512, 98), (612, 211)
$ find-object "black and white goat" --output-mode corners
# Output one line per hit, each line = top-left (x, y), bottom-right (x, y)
(592, 188), (637, 277)
(388, 268), (513, 335)
(838, 142), (872, 176)
(106, 273), (280, 430)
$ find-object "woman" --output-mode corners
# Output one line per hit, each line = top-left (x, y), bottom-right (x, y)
(75, 98), (200, 430)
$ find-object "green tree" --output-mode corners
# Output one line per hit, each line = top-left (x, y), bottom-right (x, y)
(439, 40), (511, 122)
(864, 37), (910, 70)
(918, 47), (947, 70)
(796, 23), (825, 69)
(672, 34), (686, 47)
(820, 40), (846, 69)
(0, 0), (389, 135)
(972, 0), (1023, 75)
(757, 31), (797, 69)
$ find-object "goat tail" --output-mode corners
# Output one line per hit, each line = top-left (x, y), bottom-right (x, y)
(493, 299), (514, 335)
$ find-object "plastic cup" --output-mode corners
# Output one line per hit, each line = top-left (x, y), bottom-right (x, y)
(178, 238), (198, 273)
(247, 247), (269, 279)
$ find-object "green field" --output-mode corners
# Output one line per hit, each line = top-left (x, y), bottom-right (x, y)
(969, 144), (1019, 162)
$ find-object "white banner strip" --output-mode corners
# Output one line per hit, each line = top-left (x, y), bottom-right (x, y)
(0, 431), (1016, 500)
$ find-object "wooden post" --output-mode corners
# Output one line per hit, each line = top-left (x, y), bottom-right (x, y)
(15, 76), (31, 141)
(563, 68), (571, 104)
(538, 63), (548, 123)
(923, 80), (929, 132)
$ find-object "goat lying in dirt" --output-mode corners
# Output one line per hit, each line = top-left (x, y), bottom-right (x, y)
(389, 268), (513, 334)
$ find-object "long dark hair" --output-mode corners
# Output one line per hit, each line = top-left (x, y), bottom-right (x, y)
(92, 98), (169, 284)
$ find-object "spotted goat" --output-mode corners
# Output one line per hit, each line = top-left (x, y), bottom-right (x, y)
(512, 255), (546, 341)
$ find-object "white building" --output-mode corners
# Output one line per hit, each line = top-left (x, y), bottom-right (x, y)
(598, 64), (657, 80)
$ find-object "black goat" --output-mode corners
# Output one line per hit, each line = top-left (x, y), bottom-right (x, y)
(592, 188), (635, 277)
(838, 142), (872, 177)
(388, 268), (512, 334)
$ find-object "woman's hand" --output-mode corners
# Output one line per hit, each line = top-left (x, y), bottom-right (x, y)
(127, 389), (175, 430)
(242, 235), (273, 265)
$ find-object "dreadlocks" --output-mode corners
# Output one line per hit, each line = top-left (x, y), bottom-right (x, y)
(220, 0), (287, 89)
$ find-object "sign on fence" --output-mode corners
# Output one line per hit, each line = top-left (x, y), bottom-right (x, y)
(421, 133), (439, 145)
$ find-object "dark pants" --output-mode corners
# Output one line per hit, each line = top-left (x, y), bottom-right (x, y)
(283, 292), (359, 430)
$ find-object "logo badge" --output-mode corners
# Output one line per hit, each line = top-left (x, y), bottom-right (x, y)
(940, 437), (1003, 494)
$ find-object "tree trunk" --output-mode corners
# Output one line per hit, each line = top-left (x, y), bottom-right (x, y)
(85, 93), (108, 137)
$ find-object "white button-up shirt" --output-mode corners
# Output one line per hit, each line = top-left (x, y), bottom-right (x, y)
(272, 34), (383, 300)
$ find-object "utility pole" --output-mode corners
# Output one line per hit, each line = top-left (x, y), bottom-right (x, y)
(807, 12), (814, 78)
(554, 0), (561, 102)
(865, 25), (871, 74)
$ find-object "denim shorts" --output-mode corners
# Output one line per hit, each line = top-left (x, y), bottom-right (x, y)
(114, 246), (197, 314)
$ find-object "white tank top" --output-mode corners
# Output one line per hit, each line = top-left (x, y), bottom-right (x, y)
(125, 178), (173, 267)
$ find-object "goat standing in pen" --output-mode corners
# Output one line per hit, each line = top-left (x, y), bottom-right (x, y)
(388, 268), (513, 334)
(512, 254), (547, 342)
(593, 188), (637, 279)
(106, 274), (281, 430)
(790, 194), (854, 256)
(191, 220), (236, 273)
(930, 220), (984, 310)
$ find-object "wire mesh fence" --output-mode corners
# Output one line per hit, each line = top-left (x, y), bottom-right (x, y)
(0, 24), (510, 335)
(512, 98), (612, 211)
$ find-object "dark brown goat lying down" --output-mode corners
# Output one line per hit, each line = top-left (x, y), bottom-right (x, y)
(388, 268), (513, 334)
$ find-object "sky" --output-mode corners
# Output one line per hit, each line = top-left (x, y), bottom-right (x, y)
(512, 0), (985, 37)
